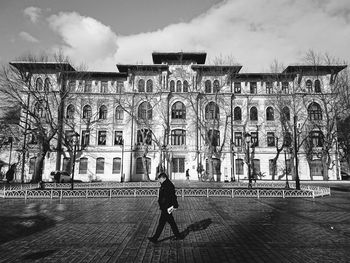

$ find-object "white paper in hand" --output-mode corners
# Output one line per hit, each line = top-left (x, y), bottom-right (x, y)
(167, 206), (174, 214)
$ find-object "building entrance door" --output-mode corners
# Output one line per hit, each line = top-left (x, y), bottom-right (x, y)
(172, 158), (185, 180)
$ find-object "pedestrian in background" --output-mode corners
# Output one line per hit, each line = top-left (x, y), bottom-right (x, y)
(186, 169), (190, 181)
(148, 173), (184, 243)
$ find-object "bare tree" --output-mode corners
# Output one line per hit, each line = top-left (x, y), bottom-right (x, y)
(0, 52), (80, 183)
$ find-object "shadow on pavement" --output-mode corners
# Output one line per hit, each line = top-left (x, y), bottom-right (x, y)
(0, 215), (56, 245)
(157, 218), (212, 242)
(22, 249), (57, 260)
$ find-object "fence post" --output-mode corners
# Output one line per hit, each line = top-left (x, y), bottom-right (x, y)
(312, 190), (315, 199)
(60, 189), (63, 200)
(25, 189), (27, 200)
(50, 189), (53, 199)
(86, 189), (88, 198)
(282, 190), (285, 199)
(134, 189), (137, 197)
(231, 189), (234, 198)
(109, 189), (112, 199)
(182, 189), (184, 199)
(257, 189), (260, 199)
(206, 188), (209, 198)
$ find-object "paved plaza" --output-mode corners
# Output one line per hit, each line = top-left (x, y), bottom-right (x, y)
(0, 183), (350, 263)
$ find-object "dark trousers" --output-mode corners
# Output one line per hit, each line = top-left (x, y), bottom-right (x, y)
(153, 210), (180, 239)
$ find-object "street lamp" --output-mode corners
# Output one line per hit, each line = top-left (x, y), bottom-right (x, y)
(284, 148), (290, 189)
(244, 132), (252, 188)
(121, 138), (124, 182)
(71, 132), (79, 190)
(293, 115), (301, 190)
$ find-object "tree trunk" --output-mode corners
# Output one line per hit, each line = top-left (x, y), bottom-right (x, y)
(32, 152), (45, 183)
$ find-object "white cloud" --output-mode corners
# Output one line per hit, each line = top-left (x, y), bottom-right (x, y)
(48, 12), (118, 69)
(19, 31), (39, 43)
(23, 6), (42, 23)
(48, 0), (350, 72)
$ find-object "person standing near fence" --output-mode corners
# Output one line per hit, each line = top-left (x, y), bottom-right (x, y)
(148, 172), (184, 243)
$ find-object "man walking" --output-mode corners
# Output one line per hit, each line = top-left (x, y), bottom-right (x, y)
(148, 173), (184, 243)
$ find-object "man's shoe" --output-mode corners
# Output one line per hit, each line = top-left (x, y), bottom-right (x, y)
(148, 237), (158, 243)
(173, 234), (185, 240)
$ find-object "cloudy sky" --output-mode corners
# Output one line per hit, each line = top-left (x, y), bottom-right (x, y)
(0, 0), (349, 72)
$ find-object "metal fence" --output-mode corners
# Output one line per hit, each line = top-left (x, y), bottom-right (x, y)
(1, 182), (330, 199)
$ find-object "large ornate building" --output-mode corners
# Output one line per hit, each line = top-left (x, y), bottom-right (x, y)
(7, 52), (347, 182)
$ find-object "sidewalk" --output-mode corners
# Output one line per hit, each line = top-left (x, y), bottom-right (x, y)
(0, 186), (350, 262)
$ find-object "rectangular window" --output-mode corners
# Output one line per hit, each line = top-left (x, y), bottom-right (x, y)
(235, 159), (244, 175)
(282, 82), (289, 94)
(311, 131), (323, 147)
(84, 81), (92, 93)
(251, 132), (259, 147)
(79, 158), (88, 174)
(96, 158), (104, 174)
(267, 132), (275, 147)
(171, 130), (186, 145)
(29, 157), (36, 174)
(173, 158), (185, 173)
(116, 81), (124, 93)
(284, 132), (292, 147)
(269, 159), (276, 175)
(65, 130), (74, 144)
(100, 81), (108, 93)
(68, 80), (76, 92)
(62, 157), (71, 173)
(208, 130), (220, 146)
(252, 159), (260, 176)
(250, 82), (257, 94)
(234, 82), (241, 93)
(98, 131), (107, 145)
(137, 129), (152, 145)
(114, 131), (123, 145)
(81, 130), (90, 147)
(286, 159), (292, 175)
(234, 132), (242, 147)
(310, 160), (322, 177)
(266, 82), (273, 94)
(112, 158), (121, 174)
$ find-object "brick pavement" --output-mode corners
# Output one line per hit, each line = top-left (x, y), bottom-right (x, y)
(0, 185), (350, 262)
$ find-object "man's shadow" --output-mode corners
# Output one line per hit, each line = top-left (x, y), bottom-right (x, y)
(158, 218), (212, 242)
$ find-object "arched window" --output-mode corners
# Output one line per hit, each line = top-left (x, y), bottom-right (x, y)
(79, 157), (88, 174)
(170, 80), (175, 92)
(314, 79), (321, 93)
(146, 79), (153, 92)
(205, 102), (219, 120)
(138, 102), (152, 120)
(250, 107), (258, 121)
(234, 107), (242, 121)
(171, 102), (186, 119)
(306, 79), (312, 93)
(44, 78), (50, 91)
(36, 77), (43, 91)
(266, 107), (274, 121)
(66, 104), (75, 119)
(115, 106), (124, 120)
(82, 105), (92, 119)
(136, 157), (151, 174)
(282, 82), (289, 94)
(171, 129), (186, 145)
(112, 158), (121, 174)
(213, 80), (220, 93)
(176, 80), (182, 92)
(138, 79), (145, 92)
(282, 106), (290, 121)
(99, 105), (107, 119)
(96, 157), (105, 174)
(308, 102), (322, 120)
(183, 80), (189, 92)
(205, 80), (211, 93)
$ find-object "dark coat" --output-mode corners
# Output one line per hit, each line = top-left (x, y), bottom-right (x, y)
(158, 178), (178, 211)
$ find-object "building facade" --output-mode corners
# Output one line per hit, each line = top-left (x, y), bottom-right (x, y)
(8, 52), (347, 182)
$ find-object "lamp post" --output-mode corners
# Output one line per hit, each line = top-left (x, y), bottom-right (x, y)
(293, 115), (301, 190)
(71, 133), (79, 190)
(121, 138), (124, 182)
(244, 132), (252, 188)
(284, 148), (290, 189)
(8, 137), (13, 169)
